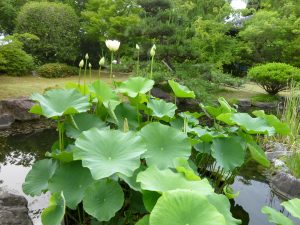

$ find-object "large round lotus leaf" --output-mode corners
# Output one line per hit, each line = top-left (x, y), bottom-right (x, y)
(137, 166), (214, 194)
(281, 198), (300, 220)
(89, 80), (119, 103)
(22, 159), (58, 196)
(147, 99), (177, 119)
(118, 165), (146, 192)
(150, 190), (226, 225)
(261, 206), (294, 225)
(74, 128), (147, 180)
(247, 142), (270, 167)
(142, 191), (161, 212)
(118, 77), (154, 98)
(136, 215), (150, 225)
(83, 179), (124, 222)
(140, 122), (191, 169)
(168, 80), (195, 98)
(111, 102), (139, 130)
(211, 137), (246, 172)
(207, 194), (242, 225)
(41, 192), (65, 225)
(30, 89), (90, 118)
(48, 161), (94, 209)
(221, 113), (275, 135)
(65, 113), (107, 138)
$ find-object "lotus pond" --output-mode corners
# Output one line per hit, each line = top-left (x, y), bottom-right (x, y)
(1, 75), (300, 225)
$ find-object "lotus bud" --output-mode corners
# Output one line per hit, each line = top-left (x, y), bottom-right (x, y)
(79, 59), (84, 68)
(150, 44), (156, 57)
(85, 53), (89, 60)
(112, 60), (117, 64)
(136, 44), (140, 50)
(88, 63), (92, 68)
(105, 40), (121, 52)
(99, 57), (105, 66)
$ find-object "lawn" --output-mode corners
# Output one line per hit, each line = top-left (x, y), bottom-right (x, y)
(0, 71), (129, 100)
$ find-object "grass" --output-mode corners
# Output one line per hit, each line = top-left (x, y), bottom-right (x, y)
(0, 70), (129, 100)
(250, 93), (280, 103)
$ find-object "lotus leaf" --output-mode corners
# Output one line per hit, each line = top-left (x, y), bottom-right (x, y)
(262, 206), (294, 225)
(142, 191), (161, 212)
(89, 80), (119, 103)
(150, 190), (226, 225)
(140, 122), (191, 169)
(22, 159), (58, 196)
(83, 179), (124, 222)
(136, 215), (150, 225)
(118, 165), (146, 192)
(48, 161), (94, 209)
(137, 166), (214, 194)
(281, 198), (300, 220)
(41, 192), (65, 225)
(30, 89), (90, 118)
(211, 137), (246, 172)
(147, 98), (177, 119)
(111, 103), (139, 130)
(168, 80), (195, 98)
(247, 142), (270, 167)
(65, 113), (107, 138)
(174, 158), (200, 181)
(74, 128), (147, 180)
(118, 77), (154, 98)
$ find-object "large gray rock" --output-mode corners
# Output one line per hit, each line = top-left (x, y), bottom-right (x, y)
(270, 171), (300, 199)
(0, 192), (33, 225)
(0, 114), (15, 130)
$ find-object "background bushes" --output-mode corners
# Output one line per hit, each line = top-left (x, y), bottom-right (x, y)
(37, 63), (77, 78)
(248, 63), (300, 95)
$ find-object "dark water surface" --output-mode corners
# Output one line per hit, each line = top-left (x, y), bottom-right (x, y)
(0, 129), (299, 225)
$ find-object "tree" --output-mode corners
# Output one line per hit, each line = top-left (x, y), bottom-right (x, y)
(15, 2), (80, 64)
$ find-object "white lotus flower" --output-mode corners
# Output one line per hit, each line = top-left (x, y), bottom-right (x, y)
(79, 59), (84, 68)
(136, 44), (140, 50)
(85, 53), (89, 60)
(99, 57), (105, 66)
(105, 40), (120, 52)
(150, 44), (156, 57)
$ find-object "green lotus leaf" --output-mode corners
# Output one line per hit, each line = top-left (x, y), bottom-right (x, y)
(147, 99), (177, 119)
(74, 128), (147, 180)
(174, 158), (200, 181)
(65, 82), (91, 96)
(118, 165), (146, 192)
(168, 80), (195, 98)
(281, 198), (300, 220)
(150, 190), (226, 225)
(211, 137), (246, 172)
(189, 127), (227, 142)
(111, 103), (139, 130)
(89, 80), (119, 103)
(65, 113), (107, 138)
(223, 185), (240, 200)
(178, 111), (201, 126)
(48, 161), (94, 209)
(137, 166), (214, 194)
(45, 150), (73, 163)
(30, 89), (90, 118)
(201, 98), (236, 118)
(41, 192), (65, 225)
(23, 159), (58, 196)
(118, 77), (154, 98)
(140, 122), (191, 169)
(261, 206), (294, 225)
(232, 113), (275, 135)
(207, 194), (242, 225)
(252, 110), (290, 135)
(83, 179), (124, 222)
(247, 142), (270, 167)
(136, 215), (150, 225)
(194, 142), (212, 154)
(216, 113), (236, 125)
(142, 191), (161, 212)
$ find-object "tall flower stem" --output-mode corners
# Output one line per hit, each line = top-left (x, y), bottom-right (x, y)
(98, 66), (101, 80)
(136, 50), (140, 76)
(78, 68), (82, 87)
(150, 55), (154, 79)
(84, 59), (88, 94)
(89, 66), (92, 84)
(57, 120), (64, 152)
(110, 52), (113, 82)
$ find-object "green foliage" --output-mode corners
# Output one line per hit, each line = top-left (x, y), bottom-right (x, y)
(15, 2), (80, 63)
(0, 40), (34, 76)
(250, 94), (280, 103)
(36, 63), (78, 78)
(23, 74), (286, 224)
(248, 63), (300, 95)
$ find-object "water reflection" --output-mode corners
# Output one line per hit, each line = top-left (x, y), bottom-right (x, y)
(0, 129), (57, 225)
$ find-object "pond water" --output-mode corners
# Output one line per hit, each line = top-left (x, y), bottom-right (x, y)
(0, 129), (299, 225)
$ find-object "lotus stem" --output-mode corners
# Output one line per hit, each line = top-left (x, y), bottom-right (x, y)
(150, 55), (154, 79)
(84, 59), (88, 95)
(89, 66), (92, 84)
(98, 65), (101, 80)
(110, 52), (113, 82)
(136, 50), (140, 76)
(77, 207), (82, 225)
(78, 68), (81, 87)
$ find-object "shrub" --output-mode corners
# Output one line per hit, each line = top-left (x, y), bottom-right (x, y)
(15, 2), (80, 64)
(0, 41), (34, 76)
(248, 63), (300, 95)
(36, 63), (77, 78)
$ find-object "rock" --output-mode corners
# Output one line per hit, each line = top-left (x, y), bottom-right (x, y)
(0, 98), (39, 121)
(265, 142), (292, 161)
(252, 101), (278, 109)
(273, 159), (285, 168)
(237, 99), (251, 108)
(151, 87), (174, 102)
(270, 171), (300, 199)
(0, 114), (15, 130)
(0, 191), (33, 225)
